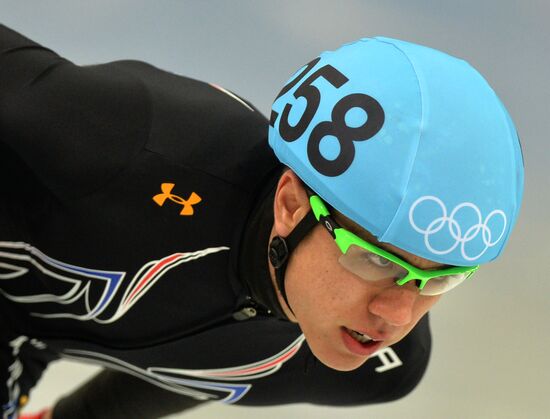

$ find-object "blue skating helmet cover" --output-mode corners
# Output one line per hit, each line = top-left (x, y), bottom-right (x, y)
(268, 36), (524, 266)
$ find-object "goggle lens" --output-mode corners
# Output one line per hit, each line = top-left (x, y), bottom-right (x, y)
(338, 244), (407, 283)
(414, 273), (469, 296)
(338, 244), (472, 296)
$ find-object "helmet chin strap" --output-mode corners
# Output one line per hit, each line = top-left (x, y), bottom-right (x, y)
(268, 210), (318, 318)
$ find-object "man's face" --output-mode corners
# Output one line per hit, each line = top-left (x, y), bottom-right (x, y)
(270, 170), (443, 371)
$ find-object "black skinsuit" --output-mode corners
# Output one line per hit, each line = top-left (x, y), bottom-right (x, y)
(0, 25), (432, 419)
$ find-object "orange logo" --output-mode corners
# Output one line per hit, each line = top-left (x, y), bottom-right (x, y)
(153, 183), (202, 216)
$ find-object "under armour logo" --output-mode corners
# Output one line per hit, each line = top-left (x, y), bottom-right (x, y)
(153, 183), (202, 216)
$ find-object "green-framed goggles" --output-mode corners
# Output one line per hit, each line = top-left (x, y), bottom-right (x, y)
(309, 194), (479, 296)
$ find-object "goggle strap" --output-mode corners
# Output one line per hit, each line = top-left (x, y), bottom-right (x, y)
(270, 210), (318, 317)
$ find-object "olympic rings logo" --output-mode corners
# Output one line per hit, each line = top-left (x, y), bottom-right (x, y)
(408, 196), (507, 261)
